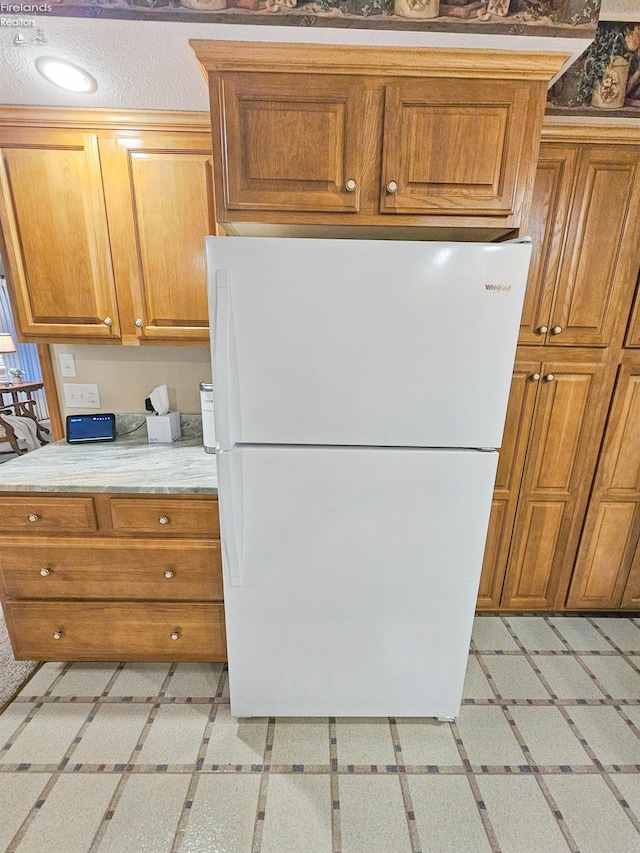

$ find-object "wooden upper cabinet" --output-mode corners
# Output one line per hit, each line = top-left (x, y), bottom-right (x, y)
(0, 128), (120, 340)
(381, 79), (535, 218)
(477, 358), (540, 609)
(548, 146), (640, 348)
(518, 144), (577, 345)
(568, 355), (640, 609)
(0, 111), (217, 345)
(192, 41), (566, 234)
(218, 73), (365, 215)
(500, 350), (615, 610)
(101, 131), (215, 342)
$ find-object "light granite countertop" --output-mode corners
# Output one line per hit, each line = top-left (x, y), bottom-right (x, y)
(0, 415), (218, 494)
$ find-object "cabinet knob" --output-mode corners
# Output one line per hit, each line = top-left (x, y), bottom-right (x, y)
(164, 570), (174, 579)
(536, 326), (548, 335)
(345, 179), (357, 192)
(543, 373), (555, 382)
(530, 373), (541, 382)
(53, 631), (63, 640)
(103, 317), (112, 327)
(159, 516), (170, 525)
(40, 568), (51, 576)
(27, 514), (39, 523)
(550, 326), (563, 335)
(134, 318), (143, 328)
(170, 631), (180, 641)
(386, 180), (399, 194)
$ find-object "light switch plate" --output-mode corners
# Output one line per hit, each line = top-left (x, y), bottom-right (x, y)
(63, 383), (100, 409)
(59, 353), (76, 378)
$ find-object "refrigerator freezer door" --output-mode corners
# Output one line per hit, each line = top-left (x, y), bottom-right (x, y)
(218, 445), (497, 718)
(208, 237), (531, 451)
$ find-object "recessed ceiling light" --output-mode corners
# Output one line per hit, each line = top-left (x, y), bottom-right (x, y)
(35, 57), (98, 94)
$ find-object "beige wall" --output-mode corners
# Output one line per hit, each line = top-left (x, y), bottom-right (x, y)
(50, 345), (211, 418)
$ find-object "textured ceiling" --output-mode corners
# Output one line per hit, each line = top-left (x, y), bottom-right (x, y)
(0, 18), (590, 111)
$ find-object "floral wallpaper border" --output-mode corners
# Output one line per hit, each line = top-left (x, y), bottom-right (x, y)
(39, 0), (600, 37)
(547, 20), (640, 116)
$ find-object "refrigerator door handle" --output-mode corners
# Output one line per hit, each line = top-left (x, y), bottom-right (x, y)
(213, 269), (234, 451)
(216, 452), (244, 587)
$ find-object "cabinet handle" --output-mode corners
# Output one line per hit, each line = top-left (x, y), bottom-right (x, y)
(170, 631), (180, 641)
(134, 319), (143, 328)
(164, 570), (174, 579)
(386, 180), (399, 194)
(345, 179), (357, 192)
(27, 514), (39, 523)
(40, 568), (51, 576)
(550, 326), (563, 335)
(53, 630), (63, 640)
(159, 516), (170, 525)
(536, 326), (548, 335)
(103, 317), (112, 327)
(543, 373), (555, 382)
(530, 373), (541, 382)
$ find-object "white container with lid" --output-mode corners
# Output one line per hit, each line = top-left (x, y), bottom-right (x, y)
(199, 382), (217, 453)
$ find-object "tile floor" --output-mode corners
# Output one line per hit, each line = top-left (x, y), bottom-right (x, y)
(1, 614), (640, 852)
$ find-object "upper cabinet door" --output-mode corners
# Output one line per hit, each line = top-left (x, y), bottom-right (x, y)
(380, 79), (539, 217)
(549, 146), (640, 348)
(101, 132), (215, 342)
(216, 73), (365, 214)
(0, 129), (120, 339)
(518, 144), (577, 345)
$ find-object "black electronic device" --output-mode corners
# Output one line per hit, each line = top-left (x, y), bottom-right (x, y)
(66, 413), (117, 444)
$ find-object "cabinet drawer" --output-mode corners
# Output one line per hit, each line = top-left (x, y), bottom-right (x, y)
(0, 539), (223, 602)
(0, 496), (97, 534)
(4, 601), (227, 661)
(109, 497), (219, 537)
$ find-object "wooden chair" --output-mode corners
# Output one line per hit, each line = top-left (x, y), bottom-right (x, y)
(0, 409), (25, 455)
(0, 403), (49, 455)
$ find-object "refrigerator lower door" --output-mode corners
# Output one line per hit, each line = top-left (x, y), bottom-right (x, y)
(217, 445), (497, 718)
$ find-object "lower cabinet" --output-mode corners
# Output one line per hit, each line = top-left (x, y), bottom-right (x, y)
(478, 349), (616, 610)
(0, 492), (226, 661)
(622, 544), (640, 608)
(566, 354), (640, 609)
(477, 360), (539, 608)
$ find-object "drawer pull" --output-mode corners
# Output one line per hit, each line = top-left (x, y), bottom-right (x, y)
(53, 630), (63, 640)
(164, 570), (175, 579)
(170, 631), (180, 640)
(40, 568), (51, 576)
(28, 514), (40, 523)
(159, 516), (170, 525)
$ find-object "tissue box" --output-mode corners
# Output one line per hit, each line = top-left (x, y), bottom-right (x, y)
(146, 412), (181, 444)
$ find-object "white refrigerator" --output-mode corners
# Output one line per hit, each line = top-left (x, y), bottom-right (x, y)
(207, 236), (531, 719)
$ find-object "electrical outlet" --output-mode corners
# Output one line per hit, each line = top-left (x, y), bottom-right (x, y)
(63, 383), (100, 409)
(59, 353), (76, 378)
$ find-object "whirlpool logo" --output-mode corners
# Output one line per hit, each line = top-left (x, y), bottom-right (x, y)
(485, 284), (512, 293)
